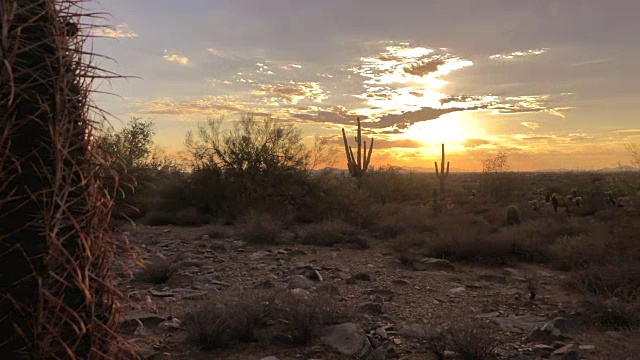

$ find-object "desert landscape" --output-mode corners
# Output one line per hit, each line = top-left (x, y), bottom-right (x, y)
(1, 1), (639, 360)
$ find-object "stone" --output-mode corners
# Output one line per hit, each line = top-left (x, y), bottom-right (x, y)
(318, 323), (372, 356)
(359, 302), (384, 315)
(424, 271), (462, 282)
(158, 317), (181, 331)
(201, 234), (213, 241)
(290, 288), (311, 297)
(493, 315), (547, 334)
(364, 346), (387, 360)
(449, 286), (466, 294)
(391, 279), (411, 286)
(354, 273), (373, 281)
(413, 258), (455, 271)
(398, 324), (429, 339)
(128, 340), (156, 359)
(254, 279), (276, 290)
(363, 288), (395, 301)
(249, 251), (270, 260)
(308, 269), (323, 282)
(210, 242), (228, 252)
(316, 283), (342, 299)
(288, 275), (315, 289)
(230, 240), (246, 250)
(287, 249), (307, 257)
(549, 344), (578, 360)
(578, 344), (595, 352)
(260, 357), (279, 360)
(479, 273), (508, 284)
(119, 311), (165, 329)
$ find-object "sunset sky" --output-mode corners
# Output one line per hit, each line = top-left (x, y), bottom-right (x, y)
(91, 0), (640, 171)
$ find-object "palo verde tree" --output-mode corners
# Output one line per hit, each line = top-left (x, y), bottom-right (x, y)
(0, 1), (129, 358)
(185, 114), (312, 215)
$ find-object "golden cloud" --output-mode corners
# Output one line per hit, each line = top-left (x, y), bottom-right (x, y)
(91, 24), (138, 39)
(253, 81), (327, 104)
(163, 53), (189, 65)
(489, 48), (548, 60)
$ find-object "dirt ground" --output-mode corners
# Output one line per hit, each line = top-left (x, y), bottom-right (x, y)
(115, 223), (639, 360)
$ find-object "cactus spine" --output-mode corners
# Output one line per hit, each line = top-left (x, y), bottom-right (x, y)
(0, 1), (129, 357)
(434, 143), (450, 196)
(342, 117), (374, 178)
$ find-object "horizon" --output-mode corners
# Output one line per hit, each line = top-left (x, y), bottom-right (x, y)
(91, 0), (640, 172)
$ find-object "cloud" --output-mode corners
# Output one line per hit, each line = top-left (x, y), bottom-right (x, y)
(520, 122), (540, 130)
(254, 81), (327, 104)
(135, 96), (246, 116)
(91, 24), (138, 39)
(372, 106), (483, 129)
(489, 48), (548, 60)
(281, 64), (303, 70)
(163, 53), (189, 65)
(463, 139), (491, 148)
(292, 106), (361, 125)
(403, 58), (447, 76)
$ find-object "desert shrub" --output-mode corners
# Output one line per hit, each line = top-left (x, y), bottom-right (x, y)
(567, 263), (640, 301)
(506, 205), (520, 225)
(236, 211), (286, 244)
(174, 207), (210, 226)
(370, 204), (434, 238)
(132, 257), (177, 285)
(547, 234), (615, 270)
(186, 290), (347, 349)
(186, 290), (279, 349)
(298, 219), (360, 246)
(423, 318), (501, 360)
(282, 294), (350, 345)
(360, 166), (434, 204)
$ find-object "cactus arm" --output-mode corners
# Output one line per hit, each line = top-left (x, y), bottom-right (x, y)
(356, 117), (362, 169)
(364, 137), (374, 171)
(445, 161), (450, 176)
(434, 161), (440, 176)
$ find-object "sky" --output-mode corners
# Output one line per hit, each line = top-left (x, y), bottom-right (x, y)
(90, 0), (640, 171)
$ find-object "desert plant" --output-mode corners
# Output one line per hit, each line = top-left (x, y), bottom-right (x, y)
(434, 143), (450, 197)
(282, 294), (349, 345)
(0, 2), (129, 358)
(342, 117), (374, 179)
(236, 211), (286, 244)
(626, 143), (640, 169)
(506, 205), (521, 225)
(445, 319), (502, 360)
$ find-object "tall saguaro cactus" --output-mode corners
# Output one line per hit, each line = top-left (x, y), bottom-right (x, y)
(342, 117), (374, 178)
(434, 143), (450, 196)
(0, 1), (129, 358)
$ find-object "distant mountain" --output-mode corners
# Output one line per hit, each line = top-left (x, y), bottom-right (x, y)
(311, 165), (639, 175)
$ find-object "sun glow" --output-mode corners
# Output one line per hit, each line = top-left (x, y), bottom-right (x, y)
(402, 114), (483, 146)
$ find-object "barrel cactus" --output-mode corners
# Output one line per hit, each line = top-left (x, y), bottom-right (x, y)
(0, 1), (129, 357)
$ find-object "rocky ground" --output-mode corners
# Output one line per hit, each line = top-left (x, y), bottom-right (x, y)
(114, 223), (639, 360)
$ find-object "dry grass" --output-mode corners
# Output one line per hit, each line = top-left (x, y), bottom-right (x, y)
(423, 318), (502, 360)
(235, 211), (286, 244)
(186, 289), (348, 349)
(132, 257), (177, 285)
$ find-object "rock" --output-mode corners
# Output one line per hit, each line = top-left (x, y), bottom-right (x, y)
(364, 346), (387, 360)
(201, 234), (213, 241)
(413, 258), (455, 271)
(193, 284), (223, 291)
(290, 288), (311, 297)
(288, 249), (307, 257)
(316, 283), (342, 299)
(502, 267), (524, 278)
(354, 273), (373, 281)
(230, 240), (246, 250)
(449, 287), (466, 294)
(210, 242), (228, 252)
(493, 315), (547, 334)
(363, 288), (395, 302)
(528, 317), (572, 343)
(254, 279), (276, 290)
(158, 317), (181, 331)
(338, 272), (353, 280)
(475, 311), (500, 318)
(119, 311), (165, 329)
(288, 275), (315, 289)
(424, 271), (462, 282)
(532, 344), (555, 355)
(260, 357), (279, 360)
(359, 302), (384, 315)
(391, 279), (410, 286)
(318, 323), (372, 357)
(398, 324), (429, 339)
(578, 344), (596, 352)
(549, 344), (578, 360)
(509, 355), (541, 360)
(128, 340), (156, 359)
(308, 269), (323, 282)
(249, 251), (270, 260)
(543, 317), (572, 334)
(479, 273), (508, 284)
(133, 326), (150, 336)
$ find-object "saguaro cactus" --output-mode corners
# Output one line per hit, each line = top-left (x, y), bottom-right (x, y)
(434, 143), (450, 196)
(342, 117), (374, 178)
(0, 1), (129, 358)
